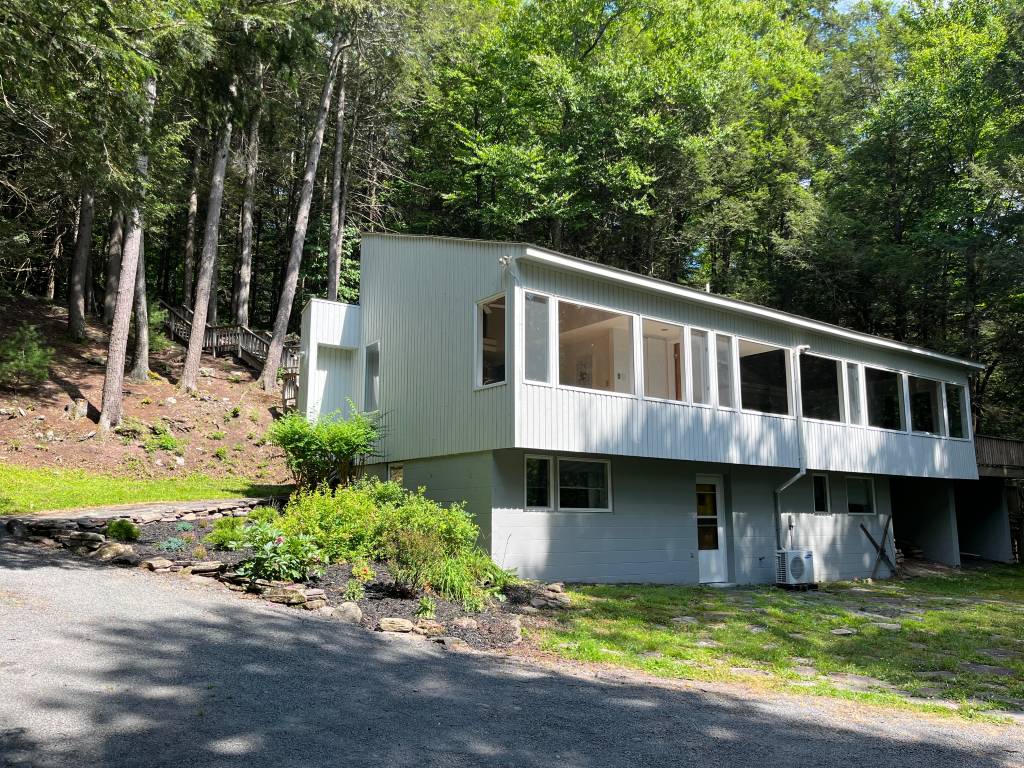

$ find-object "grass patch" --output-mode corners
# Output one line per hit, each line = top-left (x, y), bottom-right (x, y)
(0, 463), (290, 514)
(534, 566), (1024, 720)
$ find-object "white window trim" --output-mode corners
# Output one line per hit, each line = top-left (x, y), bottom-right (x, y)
(845, 476), (876, 515)
(812, 473), (831, 514)
(943, 381), (972, 442)
(524, 454), (555, 511)
(474, 292), (508, 391)
(799, 352), (847, 425)
(714, 332), (737, 411)
(639, 314), (688, 405)
(553, 296), (638, 397)
(523, 290), (555, 386)
(736, 335), (794, 418)
(556, 456), (613, 513)
(363, 340), (381, 412)
(688, 325), (715, 408)
(858, 363), (909, 434)
(906, 373), (948, 438)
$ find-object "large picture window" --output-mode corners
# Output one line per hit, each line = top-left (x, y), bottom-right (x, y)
(908, 376), (943, 435)
(642, 319), (684, 401)
(945, 383), (968, 439)
(478, 296), (506, 386)
(558, 302), (634, 394)
(800, 354), (842, 422)
(525, 456), (552, 509)
(864, 367), (905, 430)
(690, 329), (711, 405)
(558, 459), (611, 511)
(524, 293), (550, 383)
(739, 340), (789, 415)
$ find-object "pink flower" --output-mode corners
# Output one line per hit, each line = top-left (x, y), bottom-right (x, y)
(274, 536), (285, 545)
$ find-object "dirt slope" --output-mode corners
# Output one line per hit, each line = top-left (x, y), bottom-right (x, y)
(0, 296), (291, 483)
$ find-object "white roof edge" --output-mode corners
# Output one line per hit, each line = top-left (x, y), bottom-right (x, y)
(520, 246), (984, 371)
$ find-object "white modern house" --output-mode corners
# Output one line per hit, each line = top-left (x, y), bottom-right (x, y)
(297, 234), (985, 585)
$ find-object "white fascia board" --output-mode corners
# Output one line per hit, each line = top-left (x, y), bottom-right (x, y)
(519, 246), (984, 371)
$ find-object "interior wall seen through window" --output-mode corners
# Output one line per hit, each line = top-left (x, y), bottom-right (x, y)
(716, 334), (735, 408)
(945, 383), (967, 438)
(558, 459), (610, 510)
(479, 297), (506, 385)
(642, 319), (684, 401)
(690, 329), (711, 405)
(558, 303), (634, 394)
(524, 293), (549, 382)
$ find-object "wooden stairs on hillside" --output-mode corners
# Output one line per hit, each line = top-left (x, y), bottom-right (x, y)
(160, 301), (301, 411)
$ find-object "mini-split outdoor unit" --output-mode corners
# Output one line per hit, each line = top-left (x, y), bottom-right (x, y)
(776, 549), (816, 586)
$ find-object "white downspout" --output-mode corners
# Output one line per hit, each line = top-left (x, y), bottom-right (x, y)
(775, 344), (810, 551)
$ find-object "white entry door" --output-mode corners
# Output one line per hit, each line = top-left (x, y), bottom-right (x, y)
(696, 475), (727, 583)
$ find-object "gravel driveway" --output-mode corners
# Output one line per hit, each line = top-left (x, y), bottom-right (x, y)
(1, 538), (1022, 768)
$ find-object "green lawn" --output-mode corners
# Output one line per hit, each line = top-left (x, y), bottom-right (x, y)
(534, 566), (1024, 720)
(0, 464), (291, 514)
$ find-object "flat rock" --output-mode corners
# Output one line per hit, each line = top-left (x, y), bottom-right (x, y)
(920, 670), (957, 681)
(432, 636), (469, 651)
(142, 558), (173, 571)
(545, 582), (565, 593)
(672, 616), (698, 625)
(379, 617), (414, 633)
(189, 561), (224, 574)
(828, 673), (894, 692)
(454, 617), (478, 630)
(960, 661), (1015, 677)
(869, 622), (901, 631)
(334, 602), (362, 624)
(830, 628), (857, 636)
(793, 665), (818, 677)
(413, 620), (445, 637)
(92, 542), (134, 561)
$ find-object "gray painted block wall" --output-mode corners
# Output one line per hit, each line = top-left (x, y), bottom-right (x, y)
(955, 478), (1013, 563)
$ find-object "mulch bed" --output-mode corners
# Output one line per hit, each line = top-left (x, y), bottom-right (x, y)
(132, 521), (250, 569)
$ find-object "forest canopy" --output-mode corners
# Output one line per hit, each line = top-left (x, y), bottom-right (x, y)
(0, 0), (1022, 434)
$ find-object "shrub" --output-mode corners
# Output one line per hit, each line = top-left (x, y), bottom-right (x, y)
(0, 324), (52, 389)
(351, 558), (375, 584)
(143, 422), (185, 455)
(342, 579), (365, 601)
(158, 536), (186, 552)
(213, 447), (228, 461)
(147, 305), (173, 352)
(416, 595), (436, 619)
(204, 517), (247, 550)
(175, 521), (194, 532)
(191, 545), (208, 560)
(235, 521), (324, 582)
(266, 404), (379, 488)
(105, 519), (140, 542)
(208, 431), (226, 441)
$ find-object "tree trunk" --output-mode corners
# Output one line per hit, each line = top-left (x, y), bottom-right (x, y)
(68, 182), (95, 339)
(183, 145), (200, 308)
(181, 114), (234, 392)
(260, 31), (346, 392)
(327, 50), (349, 302)
(207, 251), (218, 325)
(128, 229), (149, 381)
(235, 66), (263, 326)
(99, 76), (156, 431)
(103, 209), (125, 326)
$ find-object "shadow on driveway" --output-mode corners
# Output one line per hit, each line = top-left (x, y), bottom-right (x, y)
(0, 540), (1020, 768)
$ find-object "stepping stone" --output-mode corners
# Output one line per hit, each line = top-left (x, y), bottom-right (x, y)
(960, 661), (1016, 677)
(793, 665), (817, 677)
(695, 639), (720, 648)
(979, 648), (1020, 661)
(919, 670), (957, 681)
(908, 642), (927, 650)
(793, 657), (815, 665)
(830, 628), (857, 636)
(913, 686), (946, 699)
(672, 616), (698, 625)
(788, 633), (808, 641)
(640, 651), (663, 659)
(827, 673), (894, 692)
(869, 622), (901, 631)
(747, 625), (766, 634)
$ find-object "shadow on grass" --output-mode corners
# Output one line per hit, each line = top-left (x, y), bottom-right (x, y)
(0, 543), (1020, 767)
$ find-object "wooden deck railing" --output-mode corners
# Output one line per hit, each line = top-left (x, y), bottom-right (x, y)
(975, 435), (1024, 478)
(160, 301), (301, 408)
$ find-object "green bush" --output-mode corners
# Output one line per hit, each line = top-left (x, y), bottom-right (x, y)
(266, 404), (379, 488)
(158, 536), (186, 552)
(0, 324), (52, 389)
(105, 519), (140, 542)
(416, 595), (436, 619)
(143, 422), (185, 455)
(342, 579), (365, 601)
(203, 517), (247, 550)
(235, 521), (324, 582)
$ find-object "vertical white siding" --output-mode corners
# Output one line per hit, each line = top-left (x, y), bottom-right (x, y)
(298, 299), (361, 420)
(515, 261), (978, 479)
(360, 235), (516, 462)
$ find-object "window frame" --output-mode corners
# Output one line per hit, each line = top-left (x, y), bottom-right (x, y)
(861, 363), (908, 434)
(736, 335), (794, 418)
(906, 374), (947, 438)
(715, 332), (738, 411)
(475, 292), (508, 390)
(387, 463), (404, 485)
(555, 456), (613, 513)
(640, 314), (688, 405)
(845, 476), (876, 515)
(523, 290), (555, 386)
(363, 340), (381, 412)
(523, 454), (555, 511)
(799, 352), (847, 425)
(555, 297), (638, 397)
(943, 381), (971, 441)
(812, 473), (831, 514)
(688, 325), (715, 408)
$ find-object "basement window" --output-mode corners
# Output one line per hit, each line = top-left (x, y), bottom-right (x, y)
(812, 474), (830, 514)
(558, 302), (634, 394)
(557, 458), (611, 511)
(846, 477), (875, 515)
(945, 383), (968, 439)
(642, 319), (685, 401)
(739, 339), (790, 415)
(800, 354), (843, 422)
(908, 376), (943, 435)
(478, 295), (506, 386)
(524, 293), (550, 383)
(864, 367), (905, 431)
(525, 456), (553, 510)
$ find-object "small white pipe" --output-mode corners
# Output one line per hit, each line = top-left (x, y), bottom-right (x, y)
(775, 344), (810, 551)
